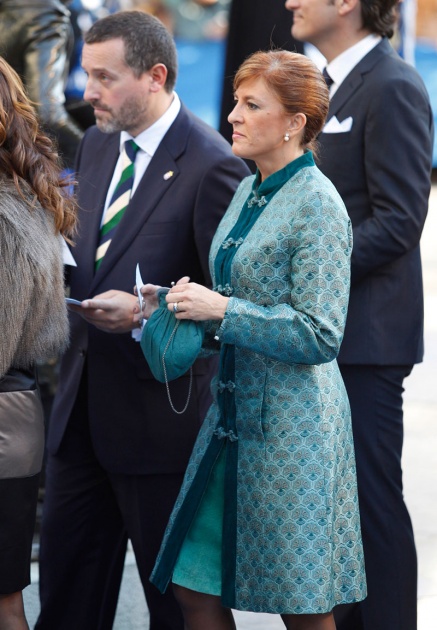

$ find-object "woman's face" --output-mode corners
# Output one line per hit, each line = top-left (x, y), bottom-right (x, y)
(228, 77), (295, 176)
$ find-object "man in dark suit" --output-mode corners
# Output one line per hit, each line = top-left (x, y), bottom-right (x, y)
(286, 0), (434, 629)
(35, 10), (249, 630)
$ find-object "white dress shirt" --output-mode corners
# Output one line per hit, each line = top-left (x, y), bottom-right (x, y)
(102, 91), (181, 218)
(325, 34), (382, 98)
(100, 93), (181, 339)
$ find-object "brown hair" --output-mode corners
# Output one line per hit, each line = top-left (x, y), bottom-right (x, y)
(360, 0), (398, 39)
(233, 50), (329, 158)
(0, 56), (77, 240)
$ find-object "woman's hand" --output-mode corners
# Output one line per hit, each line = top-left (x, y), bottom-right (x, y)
(166, 278), (229, 321)
(138, 283), (161, 319)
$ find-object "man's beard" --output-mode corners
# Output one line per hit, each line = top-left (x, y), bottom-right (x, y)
(93, 96), (146, 134)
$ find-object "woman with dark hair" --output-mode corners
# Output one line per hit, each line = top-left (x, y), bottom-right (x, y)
(144, 50), (367, 630)
(0, 56), (76, 629)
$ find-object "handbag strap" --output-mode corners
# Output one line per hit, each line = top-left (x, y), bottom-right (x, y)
(162, 320), (193, 415)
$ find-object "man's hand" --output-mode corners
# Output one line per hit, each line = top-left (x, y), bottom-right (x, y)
(69, 290), (141, 333)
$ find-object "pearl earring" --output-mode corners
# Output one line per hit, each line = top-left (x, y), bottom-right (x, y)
(284, 132), (290, 142)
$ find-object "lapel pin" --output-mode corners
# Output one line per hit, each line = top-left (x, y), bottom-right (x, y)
(163, 170), (174, 181)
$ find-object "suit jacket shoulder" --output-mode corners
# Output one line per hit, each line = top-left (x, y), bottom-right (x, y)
(161, 104), (249, 173)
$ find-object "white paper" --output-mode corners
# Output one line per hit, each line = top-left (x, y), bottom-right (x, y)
(132, 264), (145, 341)
(135, 263), (144, 311)
(61, 237), (77, 266)
(323, 115), (353, 134)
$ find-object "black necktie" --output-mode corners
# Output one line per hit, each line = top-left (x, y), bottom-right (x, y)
(322, 67), (334, 88)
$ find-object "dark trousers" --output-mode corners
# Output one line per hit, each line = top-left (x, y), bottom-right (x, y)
(334, 365), (417, 630)
(35, 387), (185, 630)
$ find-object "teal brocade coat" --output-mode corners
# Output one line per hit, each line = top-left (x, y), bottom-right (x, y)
(151, 160), (367, 614)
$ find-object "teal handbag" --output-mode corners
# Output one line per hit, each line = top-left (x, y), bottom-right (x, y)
(140, 288), (204, 414)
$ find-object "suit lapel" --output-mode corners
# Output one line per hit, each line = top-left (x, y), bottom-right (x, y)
(73, 133), (119, 292)
(328, 38), (394, 118)
(90, 107), (192, 291)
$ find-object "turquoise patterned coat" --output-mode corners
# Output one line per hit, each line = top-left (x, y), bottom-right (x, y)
(151, 158), (367, 614)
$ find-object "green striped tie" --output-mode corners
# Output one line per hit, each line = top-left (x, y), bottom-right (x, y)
(95, 139), (139, 271)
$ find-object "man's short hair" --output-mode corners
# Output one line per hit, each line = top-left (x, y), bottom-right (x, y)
(360, 0), (398, 39)
(84, 10), (178, 92)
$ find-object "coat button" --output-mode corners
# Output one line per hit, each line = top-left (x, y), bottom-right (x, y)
(79, 348), (86, 357)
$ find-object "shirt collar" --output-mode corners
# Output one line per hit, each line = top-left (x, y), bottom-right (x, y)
(327, 34), (382, 91)
(120, 92), (181, 157)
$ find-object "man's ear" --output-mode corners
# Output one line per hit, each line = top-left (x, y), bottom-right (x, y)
(148, 63), (168, 92)
(337, 0), (360, 18)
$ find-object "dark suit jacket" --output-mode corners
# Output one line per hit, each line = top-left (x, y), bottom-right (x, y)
(318, 39), (434, 365)
(47, 104), (250, 474)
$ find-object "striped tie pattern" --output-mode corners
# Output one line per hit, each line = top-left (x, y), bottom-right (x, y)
(95, 139), (139, 270)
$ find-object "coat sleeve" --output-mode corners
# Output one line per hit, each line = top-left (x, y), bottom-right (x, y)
(214, 191), (353, 366)
(351, 71), (433, 284)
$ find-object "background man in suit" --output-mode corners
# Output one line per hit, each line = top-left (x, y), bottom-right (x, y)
(35, 10), (249, 630)
(285, 0), (434, 629)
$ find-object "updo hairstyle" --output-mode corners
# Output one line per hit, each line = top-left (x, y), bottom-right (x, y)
(233, 50), (329, 158)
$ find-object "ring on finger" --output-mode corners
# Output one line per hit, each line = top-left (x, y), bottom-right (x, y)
(173, 302), (179, 313)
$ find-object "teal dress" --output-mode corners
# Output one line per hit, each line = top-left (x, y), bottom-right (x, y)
(152, 152), (367, 614)
(173, 153), (316, 595)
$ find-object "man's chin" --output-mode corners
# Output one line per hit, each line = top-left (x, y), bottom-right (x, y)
(291, 26), (303, 42)
(290, 20), (306, 43)
(95, 118), (118, 134)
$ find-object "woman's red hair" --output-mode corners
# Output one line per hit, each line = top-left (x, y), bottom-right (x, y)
(234, 50), (329, 158)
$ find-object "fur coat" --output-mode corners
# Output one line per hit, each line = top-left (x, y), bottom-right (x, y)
(0, 176), (69, 378)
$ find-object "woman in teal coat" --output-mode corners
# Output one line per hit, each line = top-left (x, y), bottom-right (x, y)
(144, 50), (367, 629)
